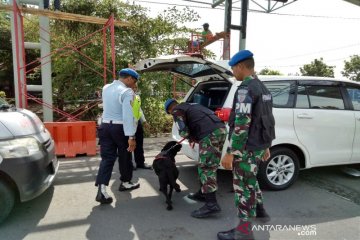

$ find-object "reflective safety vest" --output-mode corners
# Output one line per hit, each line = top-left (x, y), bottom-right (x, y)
(132, 94), (142, 121)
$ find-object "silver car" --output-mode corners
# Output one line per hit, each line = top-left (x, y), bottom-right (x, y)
(0, 97), (59, 223)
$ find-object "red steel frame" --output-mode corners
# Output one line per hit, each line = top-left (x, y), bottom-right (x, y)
(11, 0), (116, 121)
(12, 1), (27, 108)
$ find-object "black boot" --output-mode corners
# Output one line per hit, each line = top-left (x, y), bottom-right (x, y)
(95, 184), (113, 204)
(191, 192), (221, 218)
(187, 189), (206, 202)
(217, 220), (254, 240)
(256, 203), (271, 223)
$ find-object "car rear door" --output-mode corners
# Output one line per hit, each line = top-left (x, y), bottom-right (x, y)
(343, 83), (360, 163)
(135, 55), (233, 161)
(135, 54), (233, 82)
(293, 80), (355, 166)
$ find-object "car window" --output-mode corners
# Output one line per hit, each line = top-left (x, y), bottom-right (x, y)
(296, 86), (309, 108)
(263, 81), (295, 108)
(174, 63), (213, 78)
(187, 81), (231, 110)
(346, 86), (360, 111)
(297, 85), (345, 110)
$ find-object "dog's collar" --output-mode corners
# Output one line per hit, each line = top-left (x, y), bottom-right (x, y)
(154, 154), (168, 161)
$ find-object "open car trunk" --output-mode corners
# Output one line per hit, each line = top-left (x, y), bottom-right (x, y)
(135, 55), (235, 161)
(135, 54), (233, 83)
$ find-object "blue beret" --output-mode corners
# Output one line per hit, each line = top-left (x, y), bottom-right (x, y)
(228, 50), (254, 67)
(118, 68), (139, 80)
(164, 98), (177, 114)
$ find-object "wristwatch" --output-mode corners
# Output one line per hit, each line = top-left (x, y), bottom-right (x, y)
(129, 136), (136, 140)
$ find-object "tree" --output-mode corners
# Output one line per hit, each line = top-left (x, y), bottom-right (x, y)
(258, 68), (282, 75)
(342, 55), (360, 82)
(300, 58), (334, 77)
(0, 2), (13, 97)
(50, 0), (202, 134)
(0, 0), (206, 134)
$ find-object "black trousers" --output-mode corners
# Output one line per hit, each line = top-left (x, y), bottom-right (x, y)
(134, 121), (145, 167)
(95, 123), (133, 186)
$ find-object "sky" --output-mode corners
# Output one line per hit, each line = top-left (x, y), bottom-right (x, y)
(131, 0), (360, 78)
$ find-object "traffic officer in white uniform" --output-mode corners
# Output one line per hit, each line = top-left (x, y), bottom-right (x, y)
(95, 68), (140, 204)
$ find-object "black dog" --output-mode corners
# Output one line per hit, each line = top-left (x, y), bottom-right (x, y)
(152, 141), (182, 210)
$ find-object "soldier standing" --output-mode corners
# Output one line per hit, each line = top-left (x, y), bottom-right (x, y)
(164, 99), (227, 218)
(218, 50), (275, 240)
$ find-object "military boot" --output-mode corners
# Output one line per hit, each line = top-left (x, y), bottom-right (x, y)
(95, 184), (113, 204)
(256, 203), (271, 223)
(191, 192), (221, 218)
(187, 189), (206, 202)
(217, 220), (255, 240)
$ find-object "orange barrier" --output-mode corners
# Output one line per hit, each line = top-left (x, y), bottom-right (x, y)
(45, 121), (97, 158)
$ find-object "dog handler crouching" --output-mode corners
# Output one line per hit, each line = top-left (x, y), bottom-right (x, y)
(164, 99), (227, 218)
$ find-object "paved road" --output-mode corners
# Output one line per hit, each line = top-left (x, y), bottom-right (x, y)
(0, 137), (359, 240)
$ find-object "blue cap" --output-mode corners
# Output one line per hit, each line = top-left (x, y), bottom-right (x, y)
(228, 50), (254, 67)
(118, 68), (139, 80)
(164, 98), (177, 114)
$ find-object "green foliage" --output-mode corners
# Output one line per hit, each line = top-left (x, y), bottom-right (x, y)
(300, 58), (335, 77)
(258, 68), (282, 75)
(138, 71), (192, 135)
(48, 0), (201, 133)
(141, 97), (173, 137)
(0, 5), (13, 96)
(341, 55), (360, 82)
(0, 91), (5, 98)
(0, 0), (204, 134)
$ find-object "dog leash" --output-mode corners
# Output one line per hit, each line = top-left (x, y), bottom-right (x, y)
(177, 137), (186, 145)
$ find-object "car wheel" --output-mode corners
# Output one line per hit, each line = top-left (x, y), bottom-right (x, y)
(258, 147), (300, 190)
(0, 180), (15, 223)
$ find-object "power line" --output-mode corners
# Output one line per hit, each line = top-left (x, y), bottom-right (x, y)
(257, 43), (360, 63)
(133, 0), (360, 20)
(133, 0), (360, 64)
(181, 0), (360, 20)
(257, 55), (359, 69)
(133, 0), (219, 9)
(258, 11), (360, 20)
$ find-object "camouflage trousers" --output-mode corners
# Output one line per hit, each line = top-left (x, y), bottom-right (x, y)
(233, 149), (265, 221)
(198, 127), (227, 194)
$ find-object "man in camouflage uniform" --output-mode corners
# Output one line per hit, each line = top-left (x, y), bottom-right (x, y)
(218, 50), (275, 240)
(164, 99), (227, 218)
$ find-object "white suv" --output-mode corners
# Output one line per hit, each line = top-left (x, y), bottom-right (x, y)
(135, 54), (360, 190)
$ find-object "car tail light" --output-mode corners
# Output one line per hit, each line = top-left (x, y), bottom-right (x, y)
(215, 108), (231, 122)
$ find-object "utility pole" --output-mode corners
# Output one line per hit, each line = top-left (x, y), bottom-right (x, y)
(9, 0), (53, 121)
(239, 0), (249, 50)
(223, 0), (232, 59)
(219, 0), (249, 57)
(38, 0), (54, 121)
(213, 0), (298, 56)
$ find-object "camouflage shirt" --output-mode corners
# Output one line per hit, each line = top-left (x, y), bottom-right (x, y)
(227, 75), (254, 156)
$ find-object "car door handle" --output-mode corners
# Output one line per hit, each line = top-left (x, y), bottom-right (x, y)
(297, 114), (313, 119)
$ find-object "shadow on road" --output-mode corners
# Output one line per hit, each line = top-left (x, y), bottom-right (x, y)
(0, 186), (54, 240)
(0, 138), (359, 240)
